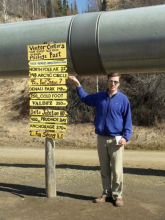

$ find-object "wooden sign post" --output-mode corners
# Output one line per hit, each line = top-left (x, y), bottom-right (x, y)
(45, 138), (56, 197)
(27, 42), (68, 198)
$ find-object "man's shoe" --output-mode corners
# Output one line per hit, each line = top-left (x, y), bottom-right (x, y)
(93, 196), (112, 203)
(115, 198), (123, 207)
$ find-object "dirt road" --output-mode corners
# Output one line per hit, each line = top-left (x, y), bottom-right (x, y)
(0, 146), (165, 220)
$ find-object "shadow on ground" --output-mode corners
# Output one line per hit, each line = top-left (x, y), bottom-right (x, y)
(0, 182), (97, 201)
(0, 163), (165, 177)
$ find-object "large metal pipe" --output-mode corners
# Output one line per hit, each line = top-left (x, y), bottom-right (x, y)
(0, 4), (165, 78)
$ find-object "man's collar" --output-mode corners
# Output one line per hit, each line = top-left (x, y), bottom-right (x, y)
(109, 91), (117, 98)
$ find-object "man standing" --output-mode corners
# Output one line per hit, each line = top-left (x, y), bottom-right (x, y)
(69, 72), (132, 207)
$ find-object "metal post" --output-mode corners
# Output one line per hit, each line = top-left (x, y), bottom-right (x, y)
(96, 76), (99, 92)
(45, 138), (56, 198)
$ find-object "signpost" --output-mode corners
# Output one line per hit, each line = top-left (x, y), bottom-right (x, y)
(29, 85), (67, 92)
(29, 131), (64, 139)
(28, 78), (66, 85)
(29, 123), (67, 131)
(29, 72), (68, 78)
(29, 93), (67, 100)
(29, 109), (67, 117)
(29, 66), (67, 73)
(29, 100), (68, 107)
(28, 43), (67, 60)
(29, 59), (67, 66)
(30, 116), (67, 123)
(27, 42), (68, 198)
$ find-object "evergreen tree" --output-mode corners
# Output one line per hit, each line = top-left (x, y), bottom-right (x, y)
(46, 0), (53, 18)
(101, 0), (107, 11)
(73, 0), (78, 14)
(66, 0), (70, 14)
(57, 0), (62, 16)
(63, 0), (67, 15)
(70, 3), (73, 14)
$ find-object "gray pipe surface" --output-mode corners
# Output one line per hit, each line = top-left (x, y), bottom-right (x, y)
(0, 4), (165, 78)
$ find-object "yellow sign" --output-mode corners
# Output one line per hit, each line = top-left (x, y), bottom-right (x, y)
(30, 93), (67, 100)
(29, 86), (67, 92)
(29, 100), (68, 107)
(30, 116), (67, 123)
(29, 59), (67, 66)
(29, 66), (67, 73)
(29, 131), (64, 139)
(29, 109), (68, 117)
(29, 72), (68, 79)
(28, 78), (66, 86)
(28, 43), (66, 60)
(29, 123), (67, 131)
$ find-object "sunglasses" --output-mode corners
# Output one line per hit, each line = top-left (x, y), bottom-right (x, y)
(108, 80), (119, 85)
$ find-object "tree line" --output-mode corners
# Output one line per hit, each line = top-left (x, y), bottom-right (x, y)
(0, 0), (79, 22)
(66, 73), (165, 127)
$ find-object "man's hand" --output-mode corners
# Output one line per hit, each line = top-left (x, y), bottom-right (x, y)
(69, 76), (81, 87)
(119, 138), (126, 146)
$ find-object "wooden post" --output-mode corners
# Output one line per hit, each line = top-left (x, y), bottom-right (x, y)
(45, 138), (56, 198)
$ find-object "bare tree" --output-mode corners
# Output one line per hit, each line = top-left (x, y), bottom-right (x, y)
(86, 0), (102, 12)
(2, 0), (8, 22)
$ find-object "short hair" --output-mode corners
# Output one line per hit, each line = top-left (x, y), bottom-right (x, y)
(107, 72), (121, 80)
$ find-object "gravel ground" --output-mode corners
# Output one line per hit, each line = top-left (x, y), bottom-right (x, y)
(0, 147), (165, 220)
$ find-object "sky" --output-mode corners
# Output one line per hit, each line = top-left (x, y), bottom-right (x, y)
(68, 0), (87, 13)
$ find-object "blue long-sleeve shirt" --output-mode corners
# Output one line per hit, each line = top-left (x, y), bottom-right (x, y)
(76, 86), (132, 141)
